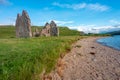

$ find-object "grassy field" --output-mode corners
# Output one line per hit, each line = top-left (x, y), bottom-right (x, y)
(0, 26), (82, 80)
(0, 26), (15, 38)
(0, 25), (80, 39)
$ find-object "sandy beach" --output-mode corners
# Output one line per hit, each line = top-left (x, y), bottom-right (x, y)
(44, 37), (120, 80)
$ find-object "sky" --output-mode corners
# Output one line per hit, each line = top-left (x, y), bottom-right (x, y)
(0, 0), (120, 33)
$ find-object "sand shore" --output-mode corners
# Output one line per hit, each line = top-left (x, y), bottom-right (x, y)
(44, 37), (120, 80)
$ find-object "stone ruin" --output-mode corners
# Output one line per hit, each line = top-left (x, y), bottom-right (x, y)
(15, 10), (32, 38)
(40, 22), (51, 37)
(50, 21), (59, 36)
(33, 28), (41, 37)
(15, 10), (59, 38)
(41, 21), (59, 37)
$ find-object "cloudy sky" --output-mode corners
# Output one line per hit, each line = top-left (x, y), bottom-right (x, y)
(0, 0), (120, 33)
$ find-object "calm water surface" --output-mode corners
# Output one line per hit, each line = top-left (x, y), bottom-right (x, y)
(97, 35), (120, 50)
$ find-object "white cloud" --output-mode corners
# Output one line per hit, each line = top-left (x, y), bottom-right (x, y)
(109, 19), (120, 24)
(88, 3), (109, 11)
(43, 7), (54, 11)
(53, 20), (74, 25)
(69, 24), (120, 33)
(53, 2), (86, 10)
(0, 0), (12, 5)
(52, 2), (109, 11)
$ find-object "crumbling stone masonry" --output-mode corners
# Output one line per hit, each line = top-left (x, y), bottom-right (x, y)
(41, 21), (59, 37)
(15, 10), (32, 38)
(33, 28), (41, 37)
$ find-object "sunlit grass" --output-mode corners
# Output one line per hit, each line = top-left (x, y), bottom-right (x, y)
(0, 25), (82, 80)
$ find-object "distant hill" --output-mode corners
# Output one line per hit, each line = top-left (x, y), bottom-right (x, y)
(0, 25), (80, 38)
(106, 25), (120, 35)
(59, 27), (80, 36)
(107, 30), (120, 35)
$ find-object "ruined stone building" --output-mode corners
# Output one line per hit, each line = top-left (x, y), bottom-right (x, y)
(40, 22), (51, 37)
(50, 21), (59, 36)
(33, 28), (41, 37)
(41, 21), (59, 37)
(15, 10), (32, 38)
(15, 10), (59, 37)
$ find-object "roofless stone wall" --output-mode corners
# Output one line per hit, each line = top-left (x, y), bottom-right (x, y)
(15, 10), (32, 38)
(41, 21), (59, 37)
(15, 10), (59, 38)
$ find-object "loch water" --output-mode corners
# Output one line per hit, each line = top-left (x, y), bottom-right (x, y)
(97, 35), (120, 50)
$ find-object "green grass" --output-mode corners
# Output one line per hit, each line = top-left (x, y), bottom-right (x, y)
(59, 27), (80, 36)
(0, 26), (15, 38)
(0, 36), (83, 80)
(0, 25), (83, 80)
(0, 26), (80, 38)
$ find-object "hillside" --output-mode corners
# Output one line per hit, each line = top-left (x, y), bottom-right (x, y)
(0, 26), (15, 38)
(59, 27), (80, 36)
(107, 30), (120, 35)
(0, 25), (80, 38)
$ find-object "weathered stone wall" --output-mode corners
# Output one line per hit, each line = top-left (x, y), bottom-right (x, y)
(40, 22), (51, 37)
(50, 21), (59, 36)
(41, 21), (59, 37)
(33, 28), (41, 37)
(15, 10), (59, 37)
(15, 10), (32, 38)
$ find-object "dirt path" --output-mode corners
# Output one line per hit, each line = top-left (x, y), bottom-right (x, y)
(45, 37), (120, 80)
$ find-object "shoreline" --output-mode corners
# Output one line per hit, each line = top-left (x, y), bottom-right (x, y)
(48, 37), (120, 80)
(96, 36), (120, 51)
